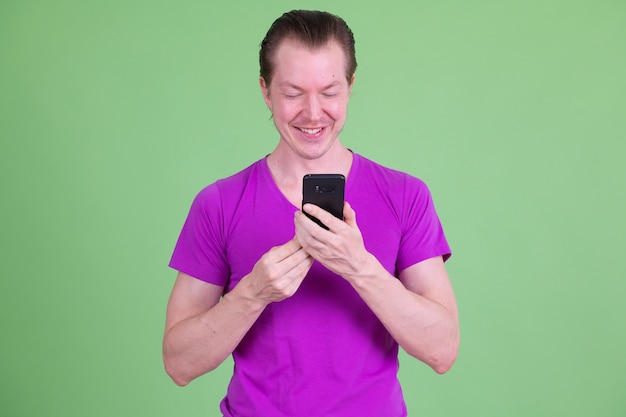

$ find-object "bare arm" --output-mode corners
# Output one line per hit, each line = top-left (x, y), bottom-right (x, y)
(351, 255), (459, 373)
(163, 238), (313, 386)
(295, 203), (459, 374)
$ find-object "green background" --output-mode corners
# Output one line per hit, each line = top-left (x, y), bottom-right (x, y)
(2, 0), (625, 415)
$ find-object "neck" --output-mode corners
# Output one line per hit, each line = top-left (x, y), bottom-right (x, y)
(268, 143), (352, 183)
(266, 142), (353, 206)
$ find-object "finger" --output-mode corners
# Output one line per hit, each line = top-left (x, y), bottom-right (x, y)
(294, 211), (314, 246)
(279, 247), (312, 270)
(268, 237), (303, 261)
(277, 249), (313, 294)
(302, 204), (341, 231)
(294, 210), (326, 245)
(289, 251), (314, 277)
(343, 201), (357, 227)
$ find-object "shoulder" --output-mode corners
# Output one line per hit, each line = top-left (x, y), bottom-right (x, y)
(353, 153), (430, 194)
(193, 159), (265, 205)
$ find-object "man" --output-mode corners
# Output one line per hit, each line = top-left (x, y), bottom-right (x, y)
(164, 10), (459, 417)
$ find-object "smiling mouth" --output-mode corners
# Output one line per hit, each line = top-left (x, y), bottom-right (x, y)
(297, 127), (324, 135)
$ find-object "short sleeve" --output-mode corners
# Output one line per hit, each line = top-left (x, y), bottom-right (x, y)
(396, 176), (451, 273)
(169, 184), (230, 286)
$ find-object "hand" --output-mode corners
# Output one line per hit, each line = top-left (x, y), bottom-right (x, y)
(294, 202), (372, 281)
(244, 238), (313, 305)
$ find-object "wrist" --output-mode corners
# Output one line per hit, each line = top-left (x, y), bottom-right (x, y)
(344, 252), (383, 286)
(225, 277), (269, 314)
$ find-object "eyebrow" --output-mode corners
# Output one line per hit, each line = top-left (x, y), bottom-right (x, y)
(277, 80), (343, 90)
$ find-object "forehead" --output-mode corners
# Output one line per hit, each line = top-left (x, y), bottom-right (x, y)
(270, 38), (348, 87)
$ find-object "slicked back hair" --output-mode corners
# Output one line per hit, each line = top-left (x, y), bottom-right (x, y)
(260, 10), (357, 87)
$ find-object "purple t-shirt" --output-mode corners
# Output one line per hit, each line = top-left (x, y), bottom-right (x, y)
(170, 153), (451, 416)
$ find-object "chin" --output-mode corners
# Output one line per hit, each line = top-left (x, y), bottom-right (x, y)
(298, 139), (337, 160)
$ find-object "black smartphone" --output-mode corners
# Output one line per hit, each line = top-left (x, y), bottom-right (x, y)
(302, 174), (345, 230)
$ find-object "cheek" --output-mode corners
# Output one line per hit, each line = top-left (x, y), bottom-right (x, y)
(325, 99), (349, 120)
(271, 97), (349, 122)
(273, 101), (301, 122)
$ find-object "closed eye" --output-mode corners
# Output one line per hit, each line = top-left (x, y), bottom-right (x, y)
(322, 92), (339, 98)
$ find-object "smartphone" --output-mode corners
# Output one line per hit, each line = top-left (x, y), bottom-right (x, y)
(302, 174), (345, 230)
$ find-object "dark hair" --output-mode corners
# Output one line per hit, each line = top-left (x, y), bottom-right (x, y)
(260, 10), (357, 87)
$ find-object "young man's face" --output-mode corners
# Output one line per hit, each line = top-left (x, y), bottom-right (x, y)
(260, 38), (354, 162)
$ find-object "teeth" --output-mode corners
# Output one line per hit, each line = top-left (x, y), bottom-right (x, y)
(299, 127), (323, 134)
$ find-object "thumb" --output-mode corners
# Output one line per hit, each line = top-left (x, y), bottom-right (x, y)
(343, 201), (357, 227)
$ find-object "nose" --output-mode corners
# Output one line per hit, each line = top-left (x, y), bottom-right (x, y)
(303, 94), (322, 121)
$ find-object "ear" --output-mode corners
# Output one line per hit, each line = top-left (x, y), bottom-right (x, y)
(348, 74), (355, 96)
(259, 77), (272, 109)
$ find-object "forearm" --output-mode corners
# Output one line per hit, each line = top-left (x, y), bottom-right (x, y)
(163, 281), (266, 386)
(346, 255), (459, 374)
